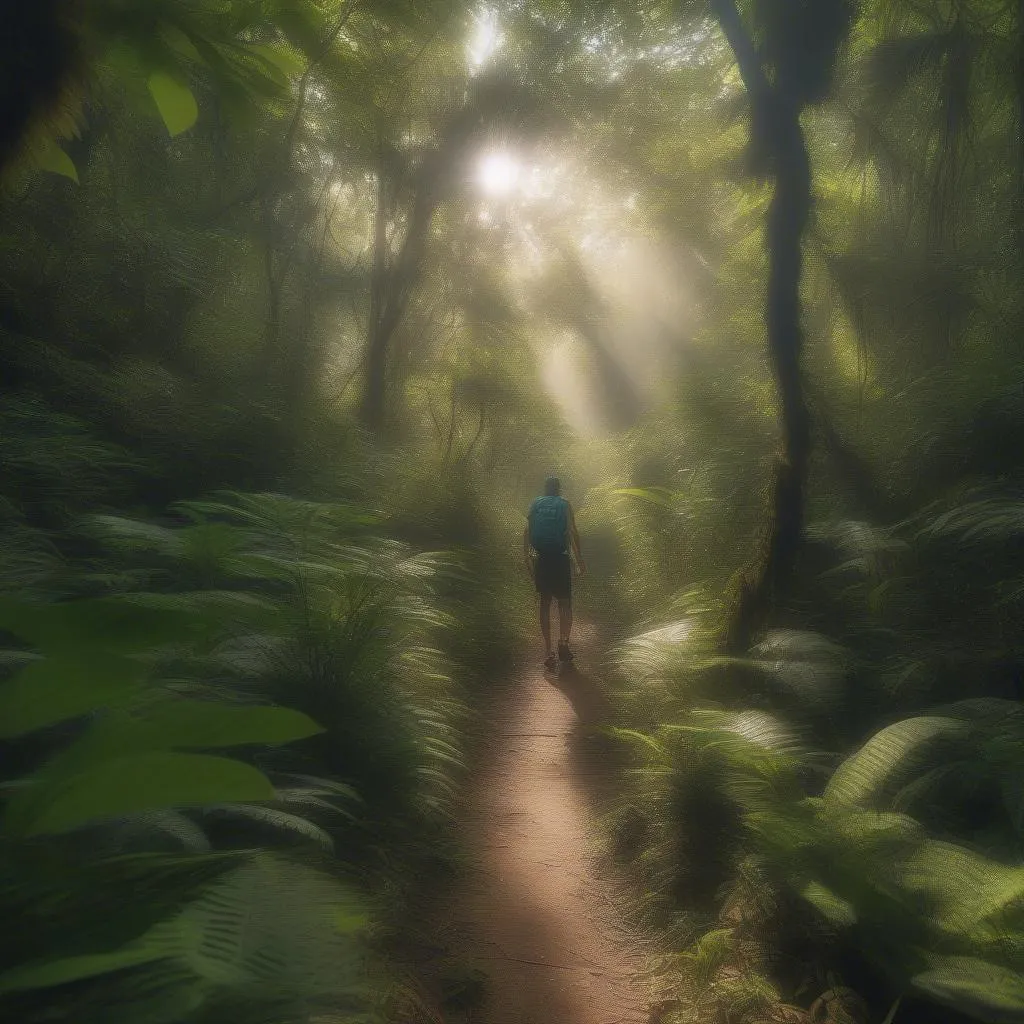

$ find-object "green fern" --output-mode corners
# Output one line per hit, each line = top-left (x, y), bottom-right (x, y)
(824, 716), (968, 808)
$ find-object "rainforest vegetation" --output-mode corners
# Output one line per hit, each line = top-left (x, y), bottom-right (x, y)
(2, 0), (1024, 1022)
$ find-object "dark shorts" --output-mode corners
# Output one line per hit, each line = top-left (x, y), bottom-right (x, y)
(534, 550), (571, 600)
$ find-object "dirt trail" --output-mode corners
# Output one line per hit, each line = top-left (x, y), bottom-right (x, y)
(435, 640), (653, 1023)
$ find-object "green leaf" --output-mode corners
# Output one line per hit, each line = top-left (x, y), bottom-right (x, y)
(824, 716), (966, 808)
(147, 72), (199, 136)
(247, 43), (306, 82)
(0, 654), (145, 738)
(0, 945), (170, 996)
(612, 486), (679, 509)
(134, 701), (324, 748)
(334, 908), (370, 933)
(903, 840), (1024, 935)
(203, 804), (334, 851)
(801, 881), (857, 927)
(0, 596), (199, 654)
(606, 727), (666, 758)
(912, 956), (1024, 1023)
(10, 753), (276, 836)
(35, 142), (79, 183)
(4, 702), (320, 825)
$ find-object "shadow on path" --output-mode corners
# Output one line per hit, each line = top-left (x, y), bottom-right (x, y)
(550, 664), (627, 808)
(550, 664), (612, 728)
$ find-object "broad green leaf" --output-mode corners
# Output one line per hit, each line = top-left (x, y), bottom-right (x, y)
(35, 142), (79, 183)
(147, 72), (199, 136)
(247, 43), (306, 82)
(912, 957), (1024, 1023)
(903, 840), (1024, 934)
(801, 881), (857, 926)
(0, 654), (145, 738)
(0, 596), (198, 654)
(0, 945), (170, 996)
(11, 702), (321, 814)
(11, 753), (276, 836)
(134, 701), (324, 748)
(824, 716), (966, 808)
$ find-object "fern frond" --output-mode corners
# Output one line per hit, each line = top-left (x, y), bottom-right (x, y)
(200, 805), (334, 852)
(918, 498), (1024, 546)
(824, 717), (967, 809)
(912, 955), (1024, 1023)
(84, 516), (185, 558)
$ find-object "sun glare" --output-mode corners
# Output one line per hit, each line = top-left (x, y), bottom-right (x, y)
(468, 9), (501, 68)
(478, 151), (520, 197)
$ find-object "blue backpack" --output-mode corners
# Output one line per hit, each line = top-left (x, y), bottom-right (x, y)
(528, 495), (568, 553)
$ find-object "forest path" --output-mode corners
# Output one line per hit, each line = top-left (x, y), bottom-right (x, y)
(433, 628), (654, 1023)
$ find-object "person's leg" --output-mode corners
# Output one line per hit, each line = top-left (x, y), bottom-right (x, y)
(556, 553), (574, 661)
(557, 597), (573, 648)
(539, 593), (553, 656)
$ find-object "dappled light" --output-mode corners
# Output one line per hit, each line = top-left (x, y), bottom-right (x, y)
(2, 2), (1024, 1024)
(468, 7), (504, 70)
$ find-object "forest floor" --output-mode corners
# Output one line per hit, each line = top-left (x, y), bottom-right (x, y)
(403, 627), (657, 1023)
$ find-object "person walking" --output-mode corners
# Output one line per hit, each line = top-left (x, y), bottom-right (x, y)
(523, 476), (586, 670)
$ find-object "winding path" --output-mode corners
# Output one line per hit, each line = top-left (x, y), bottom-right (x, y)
(438, 645), (653, 1023)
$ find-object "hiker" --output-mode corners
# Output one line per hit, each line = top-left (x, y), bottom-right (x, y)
(524, 476), (586, 670)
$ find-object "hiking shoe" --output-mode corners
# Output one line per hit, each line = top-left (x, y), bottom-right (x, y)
(544, 653), (557, 671)
(557, 642), (574, 663)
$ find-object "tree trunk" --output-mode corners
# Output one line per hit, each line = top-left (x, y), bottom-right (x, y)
(711, 0), (814, 653)
(359, 163), (442, 431)
(1015, 0), (1024, 247)
(360, 166), (391, 431)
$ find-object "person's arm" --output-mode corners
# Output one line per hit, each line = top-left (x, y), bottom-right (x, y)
(523, 524), (534, 577)
(567, 504), (586, 575)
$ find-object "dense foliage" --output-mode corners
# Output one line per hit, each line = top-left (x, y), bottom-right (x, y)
(2, 0), (1023, 1022)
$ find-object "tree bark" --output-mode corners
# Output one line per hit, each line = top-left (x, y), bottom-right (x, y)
(1015, 0), (1024, 246)
(360, 161), (392, 431)
(711, 0), (814, 653)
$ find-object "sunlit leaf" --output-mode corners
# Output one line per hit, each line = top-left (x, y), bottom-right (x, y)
(147, 72), (199, 136)
(824, 717), (967, 808)
(801, 881), (858, 927)
(247, 43), (306, 81)
(912, 957), (1024, 1023)
(34, 142), (79, 183)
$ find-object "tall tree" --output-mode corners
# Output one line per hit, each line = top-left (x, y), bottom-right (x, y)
(710, 0), (857, 652)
